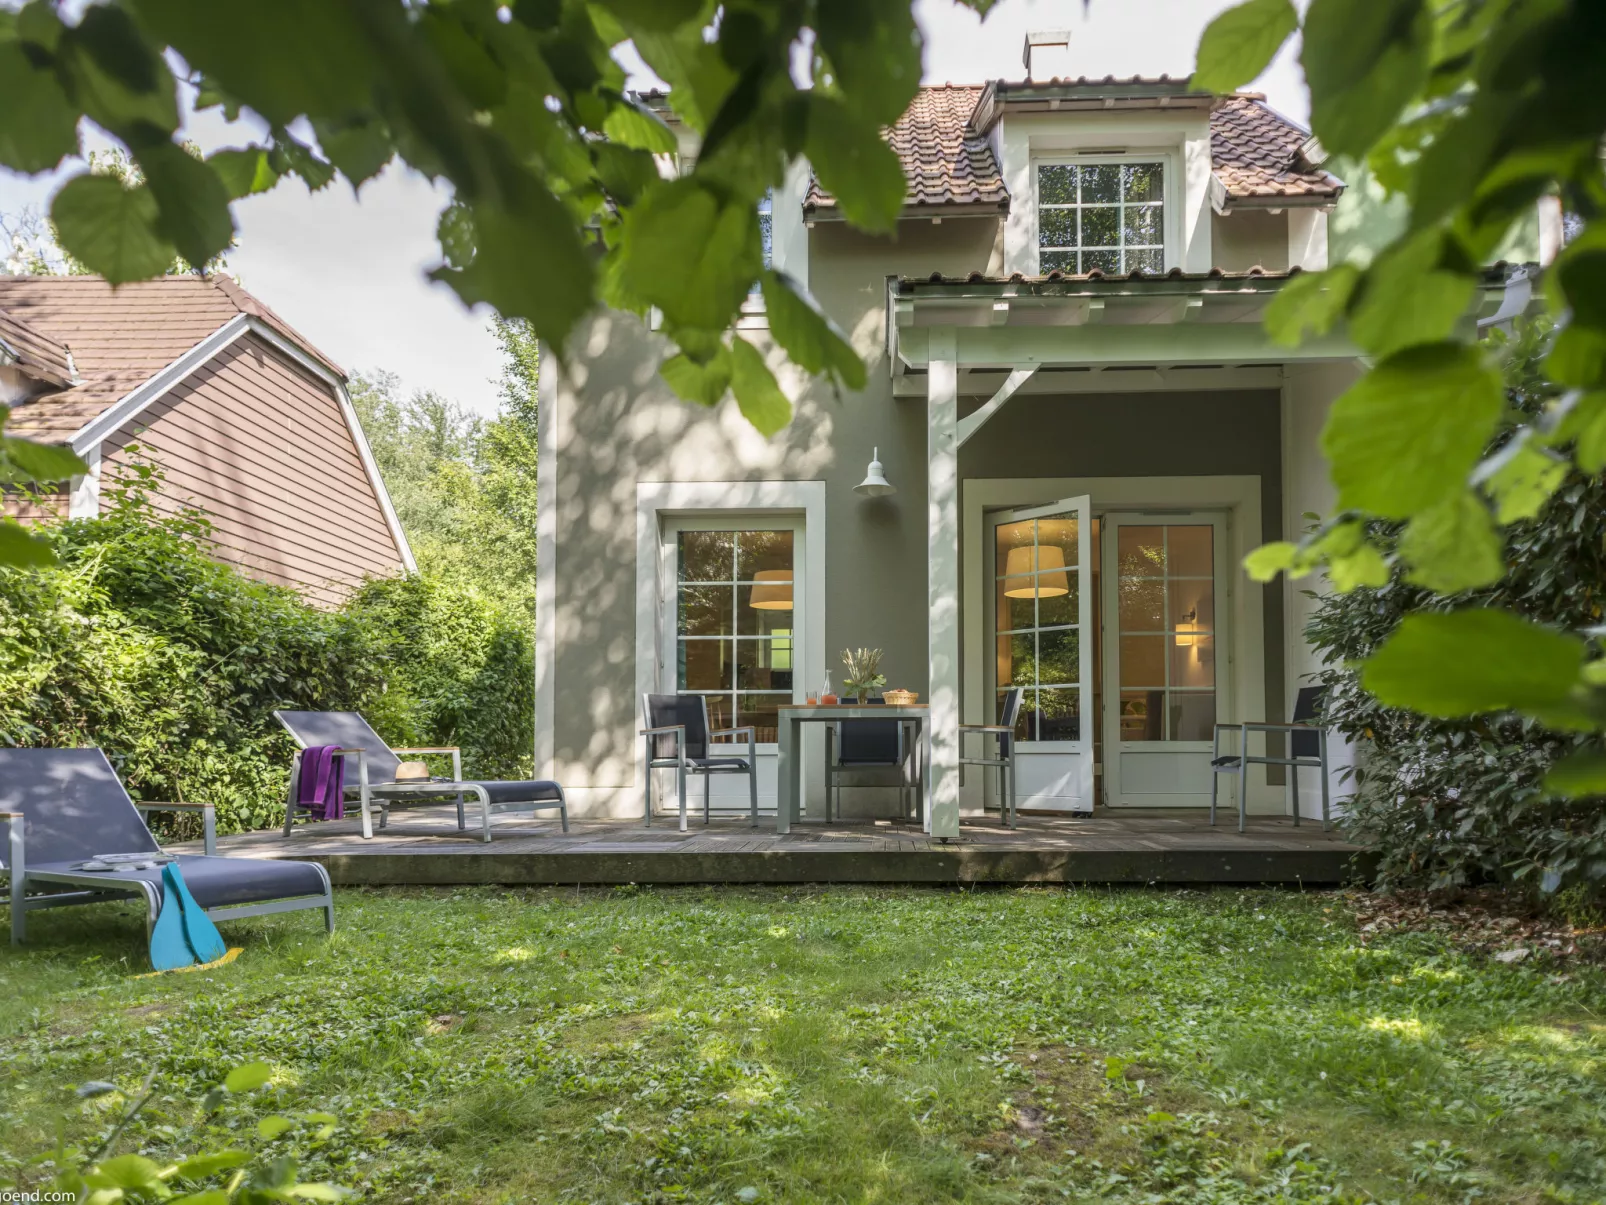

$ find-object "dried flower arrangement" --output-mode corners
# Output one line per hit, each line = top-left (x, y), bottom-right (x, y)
(840, 647), (886, 703)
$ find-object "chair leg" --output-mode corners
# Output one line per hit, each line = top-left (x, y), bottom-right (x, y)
(748, 765), (758, 828)
(1237, 759), (1248, 834)
(456, 791), (466, 831)
(677, 762), (688, 833)
(1319, 734), (1331, 831)
(644, 741), (653, 827)
(823, 729), (833, 825)
(1210, 769), (1219, 826)
(478, 787), (492, 843)
(1008, 755), (1018, 829)
(1290, 762), (1300, 827)
(703, 771), (711, 826)
(557, 785), (570, 834)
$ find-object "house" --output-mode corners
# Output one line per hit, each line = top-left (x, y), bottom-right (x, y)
(534, 39), (1540, 831)
(0, 273), (413, 607)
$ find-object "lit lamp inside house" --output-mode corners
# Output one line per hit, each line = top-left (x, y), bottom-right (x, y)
(749, 569), (794, 610)
(1174, 606), (1199, 648)
(1002, 546), (1070, 598)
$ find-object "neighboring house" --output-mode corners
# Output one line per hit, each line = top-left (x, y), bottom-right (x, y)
(534, 40), (1538, 829)
(0, 274), (414, 607)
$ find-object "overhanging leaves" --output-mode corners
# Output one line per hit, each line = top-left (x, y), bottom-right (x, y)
(1322, 342), (1505, 518)
(1190, 0), (1298, 95)
(1361, 610), (1584, 719)
(50, 172), (176, 282)
(760, 271), (866, 393)
(1398, 491), (1505, 594)
(0, 41), (81, 173)
(728, 337), (790, 436)
(805, 95), (906, 234)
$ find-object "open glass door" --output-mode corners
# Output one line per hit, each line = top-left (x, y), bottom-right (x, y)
(987, 495), (1095, 813)
(1100, 514), (1228, 807)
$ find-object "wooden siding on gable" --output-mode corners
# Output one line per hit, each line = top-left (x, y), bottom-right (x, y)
(2, 487), (68, 522)
(103, 333), (404, 607)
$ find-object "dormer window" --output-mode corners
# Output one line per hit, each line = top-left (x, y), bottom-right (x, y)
(1037, 161), (1165, 275)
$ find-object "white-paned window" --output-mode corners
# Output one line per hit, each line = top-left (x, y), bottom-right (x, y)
(675, 529), (794, 741)
(1037, 162), (1165, 274)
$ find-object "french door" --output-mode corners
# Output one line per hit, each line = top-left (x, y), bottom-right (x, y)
(986, 495), (1095, 812)
(1100, 513), (1229, 807)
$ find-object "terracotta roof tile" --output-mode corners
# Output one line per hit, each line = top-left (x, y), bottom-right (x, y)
(0, 275), (342, 442)
(805, 85), (1007, 213)
(1209, 96), (1342, 201)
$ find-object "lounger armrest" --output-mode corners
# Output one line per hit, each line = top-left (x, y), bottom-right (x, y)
(135, 801), (217, 856)
(712, 726), (756, 757)
(639, 724), (687, 766)
(640, 725), (687, 736)
(0, 811), (22, 819)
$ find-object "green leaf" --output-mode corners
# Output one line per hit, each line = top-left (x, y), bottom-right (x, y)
(760, 271), (866, 392)
(286, 1185), (347, 1202)
(1544, 752), (1606, 799)
(1326, 541), (1391, 592)
(659, 346), (733, 408)
(1189, 0), (1298, 94)
(223, 1061), (274, 1093)
(1, 435), (87, 483)
(1546, 324), (1606, 390)
(258, 1115), (296, 1139)
(816, 0), (923, 128)
(1475, 436), (1568, 524)
(311, 116), (392, 188)
(728, 337), (790, 436)
(1322, 342), (1505, 518)
(1302, 0), (1430, 157)
(1361, 609), (1584, 718)
(137, 141), (235, 269)
(1263, 265), (1359, 347)
(0, 519), (53, 569)
(171, 1192), (230, 1205)
(1553, 390), (1606, 471)
(91, 1154), (166, 1190)
(615, 179), (759, 331)
(173, 1151), (251, 1181)
(208, 147), (280, 198)
(1398, 492), (1504, 594)
(50, 173), (176, 283)
(270, 135), (336, 193)
(805, 95), (906, 233)
(1345, 232), (1478, 358)
(592, 0), (704, 34)
(602, 97), (678, 154)
(0, 41), (81, 172)
(429, 193), (595, 358)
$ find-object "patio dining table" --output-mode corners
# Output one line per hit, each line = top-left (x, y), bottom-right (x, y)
(774, 703), (931, 834)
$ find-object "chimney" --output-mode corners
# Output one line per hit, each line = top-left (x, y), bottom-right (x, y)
(1023, 30), (1073, 81)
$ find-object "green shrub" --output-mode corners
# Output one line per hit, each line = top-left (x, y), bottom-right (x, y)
(0, 465), (533, 832)
(1308, 322), (1606, 898)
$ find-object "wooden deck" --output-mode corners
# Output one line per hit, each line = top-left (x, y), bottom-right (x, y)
(181, 806), (1372, 886)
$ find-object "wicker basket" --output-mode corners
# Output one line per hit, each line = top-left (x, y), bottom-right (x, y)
(882, 689), (919, 706)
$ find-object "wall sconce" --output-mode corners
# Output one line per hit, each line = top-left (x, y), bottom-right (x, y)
(1174, 606), (1199, 648)
(853, 448), (896, 497)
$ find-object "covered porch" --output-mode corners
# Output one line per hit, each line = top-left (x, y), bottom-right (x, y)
(893, 270), (1362, 840)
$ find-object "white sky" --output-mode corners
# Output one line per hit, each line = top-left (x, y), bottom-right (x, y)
(0, 0), (1308, 415)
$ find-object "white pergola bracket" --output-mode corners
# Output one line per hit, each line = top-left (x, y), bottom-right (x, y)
(955, 365), (1037, 449)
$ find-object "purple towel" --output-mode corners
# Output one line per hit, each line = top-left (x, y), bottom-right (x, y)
(297, 745), (345, 821)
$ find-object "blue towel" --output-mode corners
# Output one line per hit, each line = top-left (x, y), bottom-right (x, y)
(296, 745), (345, 821)
(149, 864), (227, 970)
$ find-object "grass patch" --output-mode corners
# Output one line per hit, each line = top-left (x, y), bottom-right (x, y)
(1, 885), (1602, 1203)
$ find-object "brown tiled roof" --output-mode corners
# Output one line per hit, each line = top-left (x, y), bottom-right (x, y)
(0, 306), (74, 387)
(804, 85), (1007, 213)
(1209, 96), (1342, 202)
(0, 275), (343, 442)
(804, 86), (1341, 216)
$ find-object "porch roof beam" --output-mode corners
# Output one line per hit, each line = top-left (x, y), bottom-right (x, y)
(956, 366), (1037, 448)
(894, 322), (1358, 369)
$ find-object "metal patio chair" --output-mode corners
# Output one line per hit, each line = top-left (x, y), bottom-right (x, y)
(640, 694), (757, 832)
(1210, 685), (1331, 832)
(961, 687), (1025, 827)
(273, 710), (567, 842)
(1, 747), (333, 947)
(823, 699), (917, 823)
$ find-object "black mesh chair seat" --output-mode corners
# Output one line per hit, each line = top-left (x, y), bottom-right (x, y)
(27, 855), (328, 910)
(641, 694), (758, 830)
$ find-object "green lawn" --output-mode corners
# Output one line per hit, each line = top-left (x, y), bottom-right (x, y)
(1, 886), (1602, 1204)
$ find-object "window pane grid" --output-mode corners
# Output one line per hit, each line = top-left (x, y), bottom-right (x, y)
(1038, 163), (1165, 275)
(676, 530), (794, 741)
(1115, 524), (1216, 741)
(994, 515), (1081, 742)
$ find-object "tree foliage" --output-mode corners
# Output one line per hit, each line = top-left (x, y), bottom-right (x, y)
(0, 0), (948, 448)
(0, 462), (534, 834)
(1194, 0), (1606, 794)
(1304, 322), (1606, 895)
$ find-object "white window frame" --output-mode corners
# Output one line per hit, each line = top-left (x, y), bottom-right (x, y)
(659, 514), (803, 748)
(634, 481), (826, 759)
(1032, 152), (1181, 276)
